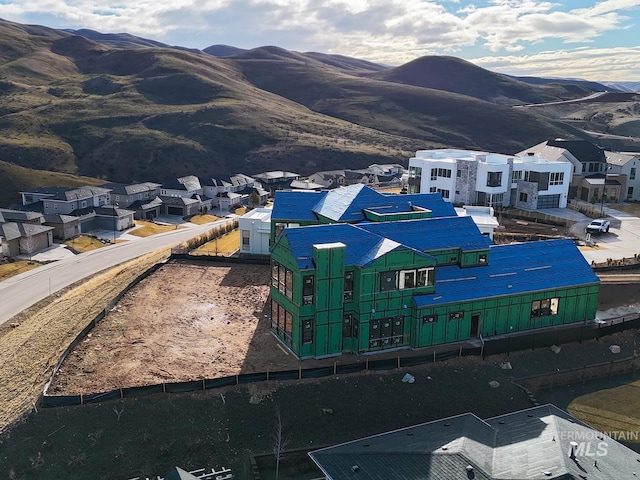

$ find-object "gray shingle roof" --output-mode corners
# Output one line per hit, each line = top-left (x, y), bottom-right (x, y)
(310, 405), (640, 480)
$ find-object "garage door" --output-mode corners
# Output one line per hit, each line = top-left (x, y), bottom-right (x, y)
(167, 206), (183, 216)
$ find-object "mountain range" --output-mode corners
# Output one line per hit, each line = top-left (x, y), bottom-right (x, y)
(0, 18), (638, 206)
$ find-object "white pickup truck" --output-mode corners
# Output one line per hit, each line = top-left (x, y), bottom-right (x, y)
(585, 219), (610, 234)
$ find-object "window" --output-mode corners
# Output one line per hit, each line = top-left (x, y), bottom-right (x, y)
(409, 166), (422, 179)
(343, 314), (353, 339)
(271, 300), (293, 345)
(436, 188), (450, 199)
(511, 170), (522, 183)
(486, 171), (502, 187)
(422, 314), (438, 324)
(399, 270), (415, 289)
(416, 267), (435, 287)
(303, 275), (314, 305)
(530, 297), (559, 317)
(628, 187), (634, 199)
(431, 168), (452, 180)
(302, 319), (313, 344)
(429, 187), (437, 193)
(631, 167), (637, 180)
(457, 170), (461, 177)
(549, 172), (564, 185)
(397, 267), (434, 290)
(479, 254), (487, 264)
(271, 262), (293, 299)
(449, 311), (464, 320)
(344, 271), (354, 301)
(519, 192), (528, 203)
(241, 230), (250, 250)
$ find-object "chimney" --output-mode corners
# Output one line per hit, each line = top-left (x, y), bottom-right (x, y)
(569, 441), (578, 459)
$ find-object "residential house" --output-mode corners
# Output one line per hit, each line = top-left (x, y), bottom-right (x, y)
(289, 179), (325, 191)
(102, 182), (161, 207)
(43, 214), (82, 240)
(310, 404), (640, 480)
(606, 151), (639, 201)
(72, 205), (135, 232)
(519, 139), (622, 203)
(408, 148), (572, 209)
(253, 171), (300, 195)
(238, 208), (272, 255)
(270, 210), (598, 358)
(159, 195), (202, 217)
(20, 186), (111, 215)
(0, 222), (54, 258)
(0, 208), (45, 225)
(200, 174), (267, 211)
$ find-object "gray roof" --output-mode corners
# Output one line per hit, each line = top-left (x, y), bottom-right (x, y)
(0, 208), (44, 222)
(310, 404), (640, 480)
(43, 214), (80, 224)
(101, 181), (161, 195)
(1, 222), (53, 241)
(606, 151), (639, 166)
(22, 186), (111, 201)
(128, 196), (163, 210)
(159, 195), (200, 206)
(163, 466), (199, 480)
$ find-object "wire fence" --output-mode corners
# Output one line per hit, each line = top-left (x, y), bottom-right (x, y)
(40, 306), (640, 408)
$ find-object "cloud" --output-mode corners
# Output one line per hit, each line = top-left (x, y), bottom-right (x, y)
(0, 0), (638, 79)
(473, 46), (640, 81)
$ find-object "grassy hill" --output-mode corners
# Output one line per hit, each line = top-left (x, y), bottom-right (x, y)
(0, 18), (592, 200)
(0, 161), (104, 207)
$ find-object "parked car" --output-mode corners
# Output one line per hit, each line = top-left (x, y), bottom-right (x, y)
(585, 219), (610, 234)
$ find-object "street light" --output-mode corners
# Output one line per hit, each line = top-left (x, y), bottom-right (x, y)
(600, 190), (606, 216)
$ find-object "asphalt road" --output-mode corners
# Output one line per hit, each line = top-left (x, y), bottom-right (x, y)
(0, 219), (231, 326)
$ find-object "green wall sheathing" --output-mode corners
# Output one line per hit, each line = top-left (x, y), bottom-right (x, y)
(413, 283), (599, 348)
(363, 209), (432, 222)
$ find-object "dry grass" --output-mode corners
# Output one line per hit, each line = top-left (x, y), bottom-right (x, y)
(64, 236), (105, 253)
(567, 380), (640, 442)
(610, 202), (640, 217)
(234, 206), (247, 215)
(188, 214), (220, 225)
(0, 249), (170, 434)
(0, 260), (40, 282)
(128, 221), (184, 237)
(191, 229), (240, 256)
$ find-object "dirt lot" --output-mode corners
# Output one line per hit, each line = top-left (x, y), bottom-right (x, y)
(49, 262), (276, 395)
(47, 259), (640, 397)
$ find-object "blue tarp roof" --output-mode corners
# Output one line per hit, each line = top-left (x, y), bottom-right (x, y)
(271, 190), (325, 221)
(413, 239), (599, 307)
(359, 216), (491, 252)
(281, 223), (435, 270)
(397, 193), (457, 217)
(271, 185), (456, 223)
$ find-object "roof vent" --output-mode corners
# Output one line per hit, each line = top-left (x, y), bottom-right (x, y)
(466, 465), (474, 472)
(543, 471), (552, 476)
(351, 465), (360, 472)
(569, 441), (579, 459)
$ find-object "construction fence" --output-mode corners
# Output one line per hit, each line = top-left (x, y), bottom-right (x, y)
(40, 301), (640, 407)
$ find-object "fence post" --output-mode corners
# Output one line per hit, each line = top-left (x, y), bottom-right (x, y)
(267, 367), (269, 381)
(397, 356), (401, 369)
(333, 362), (337, 375)
(433, 350), (436, 363)
(298, 366), (301, 380)
(202, 379), (205, 390)
(459, 346), (462, 357)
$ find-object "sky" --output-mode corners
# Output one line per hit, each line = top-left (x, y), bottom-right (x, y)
(0, 0), (639, 81)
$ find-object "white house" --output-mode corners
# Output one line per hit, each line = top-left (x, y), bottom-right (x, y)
(606, 151), (639, 201)
(238, 208), (271, 255)
(408, 149), (572, 209)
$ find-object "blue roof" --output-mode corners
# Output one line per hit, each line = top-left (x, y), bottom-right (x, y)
(280, 223), (435, 270)
(271, 190), (325, 221)
(413, 239), (599, 308)
(396, 193), (457, 217)
(271, 185), (457, 224)
(359, 216), (491, 252)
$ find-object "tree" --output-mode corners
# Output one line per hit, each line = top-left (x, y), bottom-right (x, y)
(272, 405), (289, 479)
(248, 191), (260, 208)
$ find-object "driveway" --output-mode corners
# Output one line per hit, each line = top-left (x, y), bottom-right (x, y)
(539, 206), (640, 265)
